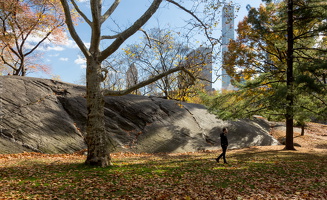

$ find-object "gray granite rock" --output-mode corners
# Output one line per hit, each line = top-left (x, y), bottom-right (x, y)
(0, 76), (279, 154)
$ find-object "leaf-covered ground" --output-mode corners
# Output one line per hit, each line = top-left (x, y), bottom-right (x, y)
(1, 145), (326, 200)
(270, 122), (327, 149)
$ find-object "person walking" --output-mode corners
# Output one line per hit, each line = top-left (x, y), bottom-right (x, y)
(216, 127), (229, 164)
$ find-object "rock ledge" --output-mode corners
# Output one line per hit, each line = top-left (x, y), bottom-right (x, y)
(0, 76), (279, 154)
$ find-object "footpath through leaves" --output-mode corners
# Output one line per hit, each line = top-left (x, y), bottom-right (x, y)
(0, 146), (326, 199)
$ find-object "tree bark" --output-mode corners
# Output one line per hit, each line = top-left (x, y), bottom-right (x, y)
(285, 0), (295, 150)
(58, 0), (208, 167)
(301, 124), (305, 136)
(84, 58), (115, 167)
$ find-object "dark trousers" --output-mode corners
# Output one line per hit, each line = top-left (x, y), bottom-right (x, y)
(217, 145), (228, 163)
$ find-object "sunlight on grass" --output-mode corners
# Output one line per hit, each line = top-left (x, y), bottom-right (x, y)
(212, 165), (250, 170)
(1, 149), (326, 199)
(152, 169), (167, 174)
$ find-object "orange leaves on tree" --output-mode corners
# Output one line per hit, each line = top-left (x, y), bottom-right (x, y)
(223, 2), (288, 85)
(0, 0), (68, 76)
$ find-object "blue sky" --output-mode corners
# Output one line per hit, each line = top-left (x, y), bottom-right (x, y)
(30, 0), (263, 89)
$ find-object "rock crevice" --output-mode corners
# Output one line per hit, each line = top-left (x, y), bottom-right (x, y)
(0, 76), (279, 154)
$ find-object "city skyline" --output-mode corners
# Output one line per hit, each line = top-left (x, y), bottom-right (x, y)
(221, 3), (235, 91)
(2, 0), (263, 91)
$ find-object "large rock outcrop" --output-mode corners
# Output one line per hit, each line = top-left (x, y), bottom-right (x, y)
(0, 76), (279, 154)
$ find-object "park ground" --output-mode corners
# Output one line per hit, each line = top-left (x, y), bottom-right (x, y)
(0, 122), (326, 199)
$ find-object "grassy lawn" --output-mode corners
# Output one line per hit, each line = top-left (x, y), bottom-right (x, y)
(0, 146), (326, 199)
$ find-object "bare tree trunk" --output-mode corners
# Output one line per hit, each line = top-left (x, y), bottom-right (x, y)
(84, 58), (114, 167)
(301, 124), (305, 136)
(285, 0), (295, 150)
(285, 117), (295, 150)
(13, 67), (25, 76)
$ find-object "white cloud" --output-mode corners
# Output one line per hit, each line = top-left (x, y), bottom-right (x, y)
(75, 55), (87, 69)
(65, 39), (79, 49)
(25, 39), (65, 52)
(74, 55), (86, 64)
(84, 42), (91, 48)
(62, 39), (90, 50)
(49, 53), (60, 57)
(28, 45), (64, 52)
(60, 57), (69, 61)
(23, 31), (75, 52)
(47, 46), (65, 51)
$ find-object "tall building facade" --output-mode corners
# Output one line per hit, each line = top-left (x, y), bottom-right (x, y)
(126, 63), (138, 94)
(184, 47), (213, 92)
(221, 3), (235, 90)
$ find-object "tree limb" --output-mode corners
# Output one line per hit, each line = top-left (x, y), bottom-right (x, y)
(71, 0), (92, 26)
(24, 23), (65, 57)
(166, 0), (214, 46)
(139, 28), (164, 48)
(60, 0), (90, 58)
(0, 47), (17, 71)
(101, 28), (164, 44)
(101, 68), (108, 82)
(99, 0), (163, 61)
(101, 34), (120, 40)
(103, 66), (194, 96)
(101, 0), (121, 24)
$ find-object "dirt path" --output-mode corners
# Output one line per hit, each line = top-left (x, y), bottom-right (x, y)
(269, 122), (327, 151)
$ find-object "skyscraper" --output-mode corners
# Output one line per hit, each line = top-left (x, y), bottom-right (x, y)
(126, 63), (138, 94)
(221, 3), (235, 90)
(184, 47), (213, 92)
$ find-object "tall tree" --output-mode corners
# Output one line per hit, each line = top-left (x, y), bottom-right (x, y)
(111, 28), (213, 101)
(59, 0), (217, 167)
(285, 0), (295, 150)
(121, 28), (190, 99)
(0, 0), (67, 76)
(207, 0), (326, 149)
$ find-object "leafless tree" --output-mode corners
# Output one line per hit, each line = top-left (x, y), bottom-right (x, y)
(59, 0), (221, 167)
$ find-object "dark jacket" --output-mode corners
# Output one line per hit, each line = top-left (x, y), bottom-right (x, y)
(220, 132), (228, 146)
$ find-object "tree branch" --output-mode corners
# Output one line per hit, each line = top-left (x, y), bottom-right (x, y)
(101, 28), (164, 44)
(101, 33), (120, 40)
(24, 23), (65, 57)
(101, 0), (121, 24)
(99, 0), (163, 61)
(139, 28), (164, 48)
(0, 47), (18, 71)
(166, 0), (214, 46)
(103, 66), (194, 96)
(60, 0), (90, 58)
(71, 0), (92, 26)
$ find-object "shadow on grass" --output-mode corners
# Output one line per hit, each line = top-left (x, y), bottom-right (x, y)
(228, 147), (327, 164)
(1, 149), (326, 199)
